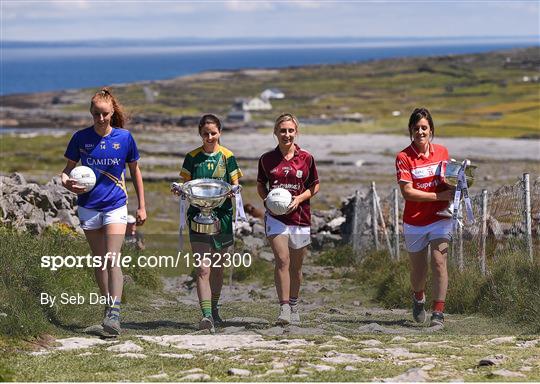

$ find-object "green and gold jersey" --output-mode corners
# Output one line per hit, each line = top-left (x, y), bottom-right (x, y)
(179, 145), (243, 218)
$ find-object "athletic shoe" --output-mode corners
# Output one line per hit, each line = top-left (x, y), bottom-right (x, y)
(276, 304), (291, 325)
(102, 312), (121, 335)
(412, 295), (427, 324)
(212, 308), (224, 326)
(199, 316), (215, 333)
(290, 305), (300, 325)
(430, 311), (445, 327)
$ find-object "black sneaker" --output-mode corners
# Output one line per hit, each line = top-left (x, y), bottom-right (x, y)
(212, 308), (224, 326)
(430, 311), (445, 327)
(412, 295), (426, 323)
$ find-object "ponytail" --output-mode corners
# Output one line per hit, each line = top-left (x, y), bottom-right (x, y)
(90, 87), (127, 128)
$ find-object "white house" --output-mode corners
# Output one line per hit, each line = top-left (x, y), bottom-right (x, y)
(234, 97), (272, 111)
(260, 88), (285, 100)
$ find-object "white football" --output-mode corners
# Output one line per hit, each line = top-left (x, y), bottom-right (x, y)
(266, 188), (292, 215)
(69, 166), (96, 192)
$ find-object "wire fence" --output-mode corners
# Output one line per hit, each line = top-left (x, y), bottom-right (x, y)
(345, 173), (539, 274)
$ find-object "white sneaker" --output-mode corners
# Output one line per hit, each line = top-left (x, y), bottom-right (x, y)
(276, 304), (291, 325)
(290, 305), (300, 325)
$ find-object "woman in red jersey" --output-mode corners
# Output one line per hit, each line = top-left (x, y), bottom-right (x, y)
(257, 113), (319, 325)
(395, 107), (454, 328)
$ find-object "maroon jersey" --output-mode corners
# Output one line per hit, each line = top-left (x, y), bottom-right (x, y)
(257, 144), (319, 226)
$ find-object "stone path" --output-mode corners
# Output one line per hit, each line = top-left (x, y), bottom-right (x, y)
(17, 268), (540, 382)
(25, 331), (540, 381)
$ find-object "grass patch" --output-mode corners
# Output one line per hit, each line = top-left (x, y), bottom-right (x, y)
(0, 135), (68, 176)
(315, 245), (356, 267)
(350, 247), (540, 332)
(230, 240), (274, 285)
(0, 226), (161, 338)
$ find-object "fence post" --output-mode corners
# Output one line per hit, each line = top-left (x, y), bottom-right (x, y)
(480, 189), (488, 276)
(523, 173), (533, 262)
(371, 182), (379, 251)
(458, 200), (464, 272)
(451, 226), (456, 267)
(374, 188), (393, 258)
(393, 188), (400, 260)
(352, 190), (360, 255)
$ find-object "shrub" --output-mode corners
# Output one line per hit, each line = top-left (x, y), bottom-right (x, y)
(315, 245), (357, 267)
(352, 246), (540, 331)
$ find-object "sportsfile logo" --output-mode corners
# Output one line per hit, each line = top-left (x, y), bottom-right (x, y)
(40, 252), (252, 271)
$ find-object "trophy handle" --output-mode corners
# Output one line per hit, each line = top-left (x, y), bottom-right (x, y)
(171, 182), (186, 197)
(231, 184), (242, 194)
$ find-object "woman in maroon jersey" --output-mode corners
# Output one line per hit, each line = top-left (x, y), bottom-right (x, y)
(257, 113), (320, 325)
(395, 107), (454, 328)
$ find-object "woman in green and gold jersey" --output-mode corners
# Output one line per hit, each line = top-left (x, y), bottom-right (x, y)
(179, 114), (243, 331)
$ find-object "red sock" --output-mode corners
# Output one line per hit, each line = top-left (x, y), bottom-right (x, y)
(414, 290), (425, 301)
(432, 300), (445, 313)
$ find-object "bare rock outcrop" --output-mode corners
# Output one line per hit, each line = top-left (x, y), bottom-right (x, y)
(0, 173), (81, 234)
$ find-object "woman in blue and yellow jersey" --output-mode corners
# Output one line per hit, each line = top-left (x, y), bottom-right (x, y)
(179, 114), (242, 332)
(61, 88), (146, 335)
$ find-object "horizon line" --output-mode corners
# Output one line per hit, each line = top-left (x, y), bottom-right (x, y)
(3, 35), (540, 44)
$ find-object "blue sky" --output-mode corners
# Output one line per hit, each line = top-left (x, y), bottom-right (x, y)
(1, 1), (539, 42)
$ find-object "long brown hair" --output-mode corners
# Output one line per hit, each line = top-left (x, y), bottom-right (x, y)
(90, 87), (127, 128)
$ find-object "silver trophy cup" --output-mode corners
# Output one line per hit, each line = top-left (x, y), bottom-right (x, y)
(437, 159), (476, 217)
(441, 160), (476, 188)
(180, 178), (232, 234)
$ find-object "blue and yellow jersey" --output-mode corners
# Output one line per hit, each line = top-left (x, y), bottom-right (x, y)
(180, 145), (242, 217)
(64, 126), (139, 212)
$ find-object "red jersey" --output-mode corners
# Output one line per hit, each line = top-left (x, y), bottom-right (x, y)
(396, 142), (450, 226)
(257, 144), (319, 226)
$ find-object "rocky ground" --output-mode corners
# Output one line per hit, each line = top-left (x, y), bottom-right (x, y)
(134, 131), (540, 191)
(129, 131), (540, 219)
(4, 264), (540, 382)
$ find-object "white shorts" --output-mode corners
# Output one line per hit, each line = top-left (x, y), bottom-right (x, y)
(403, 219), (452, 253)
(265, 213), (311, 250)
(78, 205), (128, 231)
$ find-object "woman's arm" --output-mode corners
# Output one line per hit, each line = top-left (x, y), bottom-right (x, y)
(127, 161), (147, 225)
(287, 182), (320, 212)
(257, 181), (269, 201)
(61, 160), (86, 194)
(399, 182), (453, 202)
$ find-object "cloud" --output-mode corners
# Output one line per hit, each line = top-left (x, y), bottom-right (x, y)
(287, 0), (322, 9)
(224, 0), (274, 12)
(1, 1), (538, 41)
(1, 1), (196, 21)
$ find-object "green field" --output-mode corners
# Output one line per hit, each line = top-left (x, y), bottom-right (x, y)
(2, 47), (538, 138)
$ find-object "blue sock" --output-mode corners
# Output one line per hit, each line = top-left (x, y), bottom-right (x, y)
(109, 299), (121, 320)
